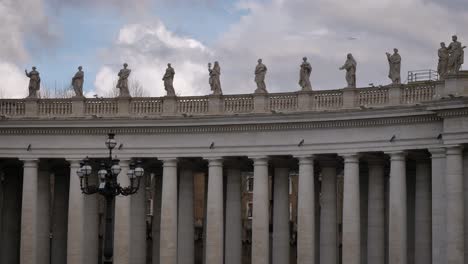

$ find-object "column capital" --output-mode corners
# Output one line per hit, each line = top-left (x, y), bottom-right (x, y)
(21, 158), (39, 168)
(340, 153), (360, 163)
(386, 151), (407, 161)
(206, 158), (223, 167)
(66, 159), (82, 168)
(296, 155), (315, 165)
(249, 156), (269, 166)
(445, 145), (463, 155)
(429, 147), (446, 158)
(161, 158), (178, 167)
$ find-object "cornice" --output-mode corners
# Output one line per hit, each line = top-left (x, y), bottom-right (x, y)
(0, 114), (441, 135)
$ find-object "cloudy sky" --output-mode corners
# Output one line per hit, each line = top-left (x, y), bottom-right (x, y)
(1, 0), (467, 98)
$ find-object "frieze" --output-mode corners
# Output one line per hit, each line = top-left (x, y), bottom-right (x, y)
(0, 114), (441, 135)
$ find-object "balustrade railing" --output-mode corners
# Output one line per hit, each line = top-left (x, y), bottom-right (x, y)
(401, 84), (435, 104)
(313, 90), (343, 110)
(269, 93), (298, 111)
(0, 100), (25, 116)
(357, 87), (389, 106)
(0, 82), (440, 118)
(131, 98), (163, 115)
(85, 98), (118, 115)
(224, 95), (254, 113)
(38, 99), (72, 116)
(177, 97), (209, 113)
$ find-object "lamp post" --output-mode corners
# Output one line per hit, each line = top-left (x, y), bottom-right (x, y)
(76, 133), (144, 264)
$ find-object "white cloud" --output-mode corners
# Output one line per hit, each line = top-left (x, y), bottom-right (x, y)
(0, 0), (55, 99)
(0, 63), (28, 98)
(93, 21), (212, 97)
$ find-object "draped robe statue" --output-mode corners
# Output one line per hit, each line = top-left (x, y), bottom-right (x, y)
(116, 63), (131, 97)
(386, 49), (401, 85)
(438, 42), (449, 80)
(447, 35), (466, 74)
(71, 66), (84, 97)
(163, 63), (176, 96)
(299, 57), (312, 91)
(208, 62), (222, 95)
(25, 67), (40, 98)
(254, 59), (268, 93)
(339, 54), (357, 88)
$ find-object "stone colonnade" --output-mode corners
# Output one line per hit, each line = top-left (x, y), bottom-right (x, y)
(1, 146), (467, 264)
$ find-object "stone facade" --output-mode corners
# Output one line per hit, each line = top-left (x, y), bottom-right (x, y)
(1, 73), (468, 264)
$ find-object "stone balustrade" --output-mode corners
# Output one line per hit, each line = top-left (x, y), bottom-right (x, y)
(0, 80), (457, 118)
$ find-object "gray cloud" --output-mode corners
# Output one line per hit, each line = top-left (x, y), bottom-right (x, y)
(210, 0), (468, 92)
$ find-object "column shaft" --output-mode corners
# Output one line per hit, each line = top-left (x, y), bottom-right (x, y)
(178, 169), (194, 264)
(414, 161), (431, 264)
(152, 173), (163, 264)
(430, 149), (446, 264)
(130, 173), (147, 264)
(320, 163), (337, 264)
(160, 159), (178, 264)
(67, 160), (99, 264)
(225, 168), (242, 264)
(367, 160), (385, 264)
(20, 159), (49, 264)
(114, 160), (131, 264)
(388, 152), (407, 264)
(205, 159), (224, 264)
(446, 146), (464, 264)
(272, 167), (290, 264)
(252, 157), (270, 264)
(342, 154), (360, 264)
(297, 156), (315, 264)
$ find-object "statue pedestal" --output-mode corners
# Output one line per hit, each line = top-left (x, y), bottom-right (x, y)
(442, 71), (468, 97)
(24, 98), (38, 118)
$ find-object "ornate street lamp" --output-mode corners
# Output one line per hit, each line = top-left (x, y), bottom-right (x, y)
(76, 133), (144, 264)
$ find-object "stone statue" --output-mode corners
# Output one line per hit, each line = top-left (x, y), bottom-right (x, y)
(71, 66), (84, 97)
(339, 53), (357, 88)
(299, 57), (312, 91)
(208, 61), (222, 95)
(162, 63), (176, 96)
(438, 42), (449, 80)
(447, 35), (466, 74)
(254, 59), (268, 94)
(116, 63), (131, 97)
(386, 48), (401, 85)
(25, 67), (41, 98)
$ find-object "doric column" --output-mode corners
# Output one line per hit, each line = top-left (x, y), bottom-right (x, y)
(272, 166), (290, 264)
(319, 158), (337, 264)
(225, 163), (242, 264)
(152, 172), (163, 264)
(178, 168), (195, 264)
(205, 158), (224, 264)
(445, 146), (464, 264)
(251, 156), (270, 264)
(464, 150), (468, 263)
(341, 154), (360, 264)
(20, 159), (49, 264)
(159, 158), (178, 264)
(414, 159), (431, 264)
(67, 159), (99, 264)
(366, 158), (385, 264)
(296, 156), (315, 264)
(388, 151), (407, 264)
(114, 159), (132, 264)
(130, 171), (147, 264)
(430, 148), (446, 264)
